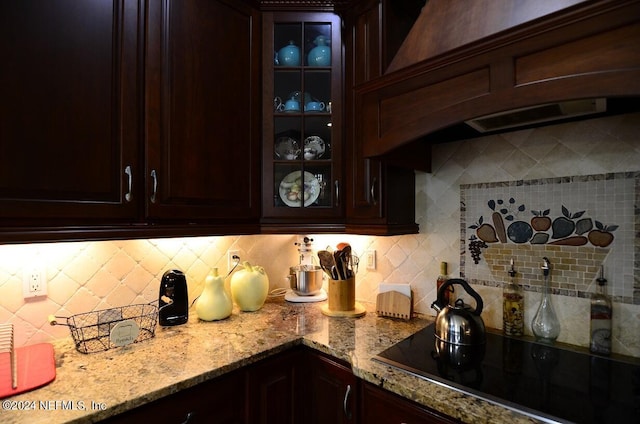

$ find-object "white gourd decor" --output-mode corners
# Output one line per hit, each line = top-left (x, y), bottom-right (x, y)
(230, 261), (269, 312)
(195, 268), (233, 321)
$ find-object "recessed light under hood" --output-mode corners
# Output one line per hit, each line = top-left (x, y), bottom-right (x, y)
(465, 98), (607, 133)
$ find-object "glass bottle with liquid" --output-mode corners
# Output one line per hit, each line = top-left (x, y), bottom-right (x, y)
(436, 262), (452, 305)
(590, 266), (612, 355)
(503, 258), (524, 336)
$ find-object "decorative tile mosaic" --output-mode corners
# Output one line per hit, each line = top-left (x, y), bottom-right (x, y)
(460, 172), (639, 304)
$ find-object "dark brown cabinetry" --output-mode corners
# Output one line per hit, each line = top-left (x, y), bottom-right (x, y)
(261, 11), (345, 233)
(103, 347), (460, 424)
(146, 0), (261, 225)
(304, 351), (359, 424)
(361, 381), (460, 424)
(342, 1), (419, 235)
(103, 370), (245, 424)
(246, 348), (303, 423)
(0, 1), (141, 229)
(0, 0), (260, 242)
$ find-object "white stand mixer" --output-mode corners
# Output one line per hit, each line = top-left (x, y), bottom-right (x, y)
(285, 236), (327, 303)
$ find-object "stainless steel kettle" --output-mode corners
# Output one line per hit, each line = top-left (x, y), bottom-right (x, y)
(431, 278), (486, 346)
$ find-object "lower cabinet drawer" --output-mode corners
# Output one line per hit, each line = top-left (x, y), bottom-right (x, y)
(102, 371), (244, 424)
(361, 382), (459, 424)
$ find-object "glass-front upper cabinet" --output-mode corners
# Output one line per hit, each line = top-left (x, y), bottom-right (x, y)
(262, 12), (343, 228)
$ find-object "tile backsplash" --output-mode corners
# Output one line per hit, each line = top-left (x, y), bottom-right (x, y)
(0, 112), (639, 357)
(461, 172), (638, 303)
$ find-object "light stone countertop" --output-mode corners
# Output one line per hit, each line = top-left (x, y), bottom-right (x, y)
(2, 298), (542, 424)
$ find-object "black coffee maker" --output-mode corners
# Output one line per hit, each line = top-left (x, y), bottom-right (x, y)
(158, 270), (189, 326)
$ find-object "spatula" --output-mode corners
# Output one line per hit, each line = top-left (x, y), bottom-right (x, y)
(318, 250), (337, 279)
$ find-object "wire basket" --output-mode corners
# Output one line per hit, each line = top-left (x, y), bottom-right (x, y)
(49, 303), (158, 354)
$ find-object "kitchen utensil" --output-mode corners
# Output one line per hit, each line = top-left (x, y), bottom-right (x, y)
(341, 245), (352, 277)
(275, 137), (300, 160)
(49, 303), (158, 354)
(304, 101), (325, 112)
(303, 135), (325, 158)
(318, 250), (337, 279)
(321, 276), (366, 317)
(303, 147), (317, 160)
(159, 270), (189, 326)
(284, 98), (300, 112)
(0, 324), (17, 389)
(277, 40), (300, 66)
(531, 257), (560, 343)
(431, 278), (486, 347)
(284, 289), (327, 303)
(376, 284), (412, 319)
(274, 96), (285, 112)
(307, 35), (331, 66)
(279, 171), (320, 207)
(0, 342), (55, 399)
(334, 250), (344, 279)
(287, 265), (324, 296)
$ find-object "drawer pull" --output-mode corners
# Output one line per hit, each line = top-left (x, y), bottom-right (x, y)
(150, 169), (158, 203)
(370, 177), (378, 205)
(180, 411), (195, 424)
(124, 165), (133, 202)
(343, 384), (352, 419)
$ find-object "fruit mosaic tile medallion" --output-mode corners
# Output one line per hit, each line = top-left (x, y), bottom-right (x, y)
(460, 172), (639, 304)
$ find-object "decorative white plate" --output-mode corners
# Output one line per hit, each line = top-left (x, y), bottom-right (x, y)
(304, 136), (326, 159)
(279, 171), (320, 207)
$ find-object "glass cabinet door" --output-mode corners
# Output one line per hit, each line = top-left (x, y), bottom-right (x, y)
(263, 13), (342, 221)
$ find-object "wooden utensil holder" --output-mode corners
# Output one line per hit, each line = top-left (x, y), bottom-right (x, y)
(322, 277), (366, 317)
(328, 277), (355, 311)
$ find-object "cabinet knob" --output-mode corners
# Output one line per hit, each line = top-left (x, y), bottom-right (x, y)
(334, 180), (340, 206)
(150, 169), (158, 203)
(124, 165), (133, 202)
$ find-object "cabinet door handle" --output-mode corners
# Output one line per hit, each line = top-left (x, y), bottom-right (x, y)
(334, 180), (340, 206)
(370, 177), (378, 205)
(343, 384), (352, 420)
(150, 169), (158, 204)
(180, 411), (195, 424)
(124, 165), (133, 202)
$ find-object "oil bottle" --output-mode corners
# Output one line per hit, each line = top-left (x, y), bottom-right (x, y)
(590, 265), (612, 355)
(503, 258), (524, 336)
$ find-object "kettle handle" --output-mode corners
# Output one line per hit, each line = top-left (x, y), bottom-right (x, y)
(435, 278), (483, 315)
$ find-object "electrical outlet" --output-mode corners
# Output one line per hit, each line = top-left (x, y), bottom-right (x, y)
(23, 266), (47, 298)
(227, 250), (240, 272)
(365, 250), (376, 270)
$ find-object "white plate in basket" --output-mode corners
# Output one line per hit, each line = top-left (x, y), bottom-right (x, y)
(279, 171), (320, 207)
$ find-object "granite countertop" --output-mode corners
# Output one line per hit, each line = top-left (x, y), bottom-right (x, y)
(2, 298), (540, 424)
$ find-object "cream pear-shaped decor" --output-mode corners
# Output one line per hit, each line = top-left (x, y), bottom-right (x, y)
(230, 261), (269, 312)
(196, 268), (233, 321)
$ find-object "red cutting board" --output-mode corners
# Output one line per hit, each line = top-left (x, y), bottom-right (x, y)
(0, 343), (56, 399)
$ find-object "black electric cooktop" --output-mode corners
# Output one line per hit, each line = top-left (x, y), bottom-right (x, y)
(374, 324), (640, 424)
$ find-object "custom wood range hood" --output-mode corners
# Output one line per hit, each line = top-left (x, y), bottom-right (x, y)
(355, 0), (640, 171)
